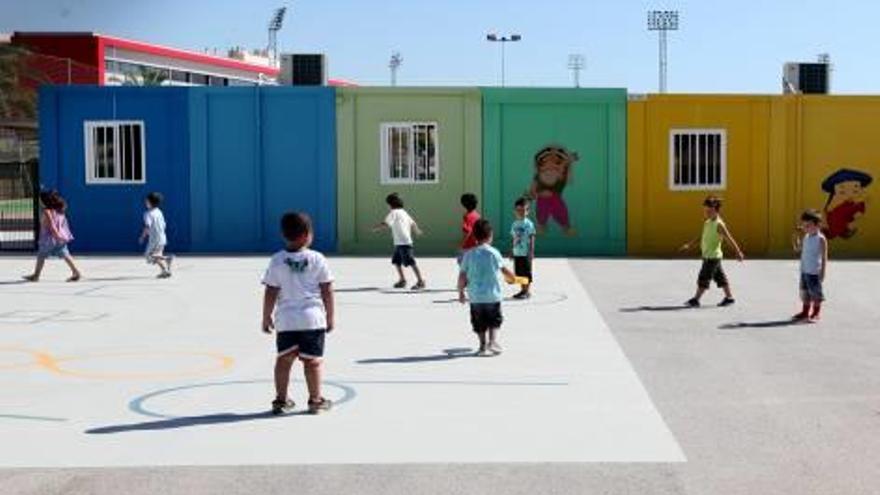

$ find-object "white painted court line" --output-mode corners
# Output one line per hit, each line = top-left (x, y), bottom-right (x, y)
(0, 257), (685, 466)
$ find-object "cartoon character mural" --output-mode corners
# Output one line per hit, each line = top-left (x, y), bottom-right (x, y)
(820, 168), (873, 240)
(527, 145), (579, 236)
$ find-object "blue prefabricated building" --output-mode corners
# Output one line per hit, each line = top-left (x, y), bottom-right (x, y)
(39, 86), (337, 253)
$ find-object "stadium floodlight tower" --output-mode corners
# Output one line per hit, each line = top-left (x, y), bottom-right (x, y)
(389, 52), (403, 86)
(647, 10), (679, 93)
(486, 33), (522, 87)
(568, 53), (585, 88)
(268, 6), (287, 68)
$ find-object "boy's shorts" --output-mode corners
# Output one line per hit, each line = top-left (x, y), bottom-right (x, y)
(800, 273), (825, 302)
(145, 242), (166, 264)
(392, 245), (417, 267)
(514, 256), (533, 283)
(276, 329), (326, 359)
(470, 303), (503, 334)
(697, 258), (728, 289)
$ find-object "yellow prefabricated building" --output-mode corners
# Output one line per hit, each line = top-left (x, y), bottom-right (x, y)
(628, 95), (879, 258)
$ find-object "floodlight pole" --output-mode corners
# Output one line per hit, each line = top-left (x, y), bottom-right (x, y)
(267, 6), (287, 68)
(568, 54), (585, 88)
(647, 10), (680, 93)
(389, 52), (402, 86)
(487, 33), (522, 87)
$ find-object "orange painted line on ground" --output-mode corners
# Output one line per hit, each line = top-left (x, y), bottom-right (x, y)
(0, 347), (235, 380)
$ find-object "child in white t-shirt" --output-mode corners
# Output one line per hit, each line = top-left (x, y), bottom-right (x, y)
(373, 193), (426, 290)
(262, 212), (335, 415)
(138, 192), (174, 278)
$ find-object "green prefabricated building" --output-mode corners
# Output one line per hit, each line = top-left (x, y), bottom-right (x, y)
(482, 88), (627, 256)
(337, 87), (482, 254)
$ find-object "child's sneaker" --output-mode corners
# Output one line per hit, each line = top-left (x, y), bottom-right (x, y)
(685, 298), (700, 308)
(411, 280), (426, 291)
(157, 271), (172, 279)
(393, 280), (406, 289)
(513, 291), (531, 300)
(792, 311), (809, 321)
(488, 341), (503, 355)
(307, 397), (333, 415)
(718, 297), (735, 307)
(271, 398), (295, 415)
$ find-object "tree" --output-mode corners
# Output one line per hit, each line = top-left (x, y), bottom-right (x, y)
(0, 45), (49, 120)
(122, 66), (169, 86)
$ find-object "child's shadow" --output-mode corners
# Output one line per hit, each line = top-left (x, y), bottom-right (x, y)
(85, 411), (302, 434)
(357, 348), (474, 364)
(719, 319), (807, 329)
(620, 305), (692, 312)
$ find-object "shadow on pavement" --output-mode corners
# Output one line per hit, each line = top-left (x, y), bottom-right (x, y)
(620, 305), (692, 312)
(85, 410), (300, 434)
(379, 289), (457, 295)
(357, 348), (474, 364)
(334, 286), (380, 293)
(719, 319), (808, 329)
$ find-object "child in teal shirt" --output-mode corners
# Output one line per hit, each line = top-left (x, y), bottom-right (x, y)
(510, 197), (536, 299)
(459, 219), (516, 356)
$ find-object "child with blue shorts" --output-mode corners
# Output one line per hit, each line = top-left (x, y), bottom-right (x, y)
(262, 212), (335, 415)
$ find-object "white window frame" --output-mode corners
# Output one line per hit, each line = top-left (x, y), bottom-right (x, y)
(668, 128), (727, 191)
(84, 120), (147, 185)
(379, 122), (440, 185)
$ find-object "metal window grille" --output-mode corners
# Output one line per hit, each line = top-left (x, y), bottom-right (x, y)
(669, 129), (726, 190)
(84, 121), (146, 184)
(380, 123), (439, 184)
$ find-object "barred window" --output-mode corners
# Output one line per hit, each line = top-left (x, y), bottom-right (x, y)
(669, 129), (726, 190)
(84, 121), (145, 184)
(380, 122), (439, 184)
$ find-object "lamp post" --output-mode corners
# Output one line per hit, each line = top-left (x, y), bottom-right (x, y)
(267, 6), (287, 68)
(486, 33), (521, 87)
(389, 52), (402, 86)
(647, 10), (679, 93)
(568, 54), (585, 88)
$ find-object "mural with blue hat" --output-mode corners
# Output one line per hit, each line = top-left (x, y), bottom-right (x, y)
(821, 168), (873, 240)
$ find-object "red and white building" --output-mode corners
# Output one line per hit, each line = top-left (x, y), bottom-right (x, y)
(11, 32), (281, 86)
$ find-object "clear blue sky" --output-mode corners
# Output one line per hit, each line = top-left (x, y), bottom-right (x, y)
(2, 0), (874, 93)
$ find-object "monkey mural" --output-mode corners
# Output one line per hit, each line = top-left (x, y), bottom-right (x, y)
(821, 167), (873, 240)
(527, 145), (579, 236)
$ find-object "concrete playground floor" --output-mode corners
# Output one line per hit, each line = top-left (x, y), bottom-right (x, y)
(0, 255), (878, 494)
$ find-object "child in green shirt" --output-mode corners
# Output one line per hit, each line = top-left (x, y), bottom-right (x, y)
(679, 196), (745, 307)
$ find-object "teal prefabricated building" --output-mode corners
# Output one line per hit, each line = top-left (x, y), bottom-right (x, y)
(39, 86), (627, 255)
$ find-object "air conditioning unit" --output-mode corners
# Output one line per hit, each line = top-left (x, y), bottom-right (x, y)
(280, 54), (326, 86)
(783, 62), (830, 94)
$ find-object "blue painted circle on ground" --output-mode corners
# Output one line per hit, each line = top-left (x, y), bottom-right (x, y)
(129, 379), (357, 419)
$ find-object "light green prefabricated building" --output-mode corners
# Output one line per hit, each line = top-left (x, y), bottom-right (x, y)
(336, 87), (482, 254)
(482, 88), (628, 256)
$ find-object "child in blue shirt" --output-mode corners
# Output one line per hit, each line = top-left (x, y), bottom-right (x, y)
(792, 209), (829, 322)
(458, 219), (516, 356)
(510, 197), (536, 299)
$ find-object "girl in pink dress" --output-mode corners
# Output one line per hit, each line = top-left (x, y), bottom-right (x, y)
(23, 190), (82, 282)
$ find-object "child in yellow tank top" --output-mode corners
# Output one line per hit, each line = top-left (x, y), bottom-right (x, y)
(679, 196), (745, 307)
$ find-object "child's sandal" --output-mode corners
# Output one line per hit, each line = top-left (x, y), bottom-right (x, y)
(271, 398), (295, 415)
(307, 397), (333, 415)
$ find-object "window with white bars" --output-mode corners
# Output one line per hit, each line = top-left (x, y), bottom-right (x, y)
(84, 121), (146, 184)
(669, 129), (726, 190)
(380, 122), (439, 184)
